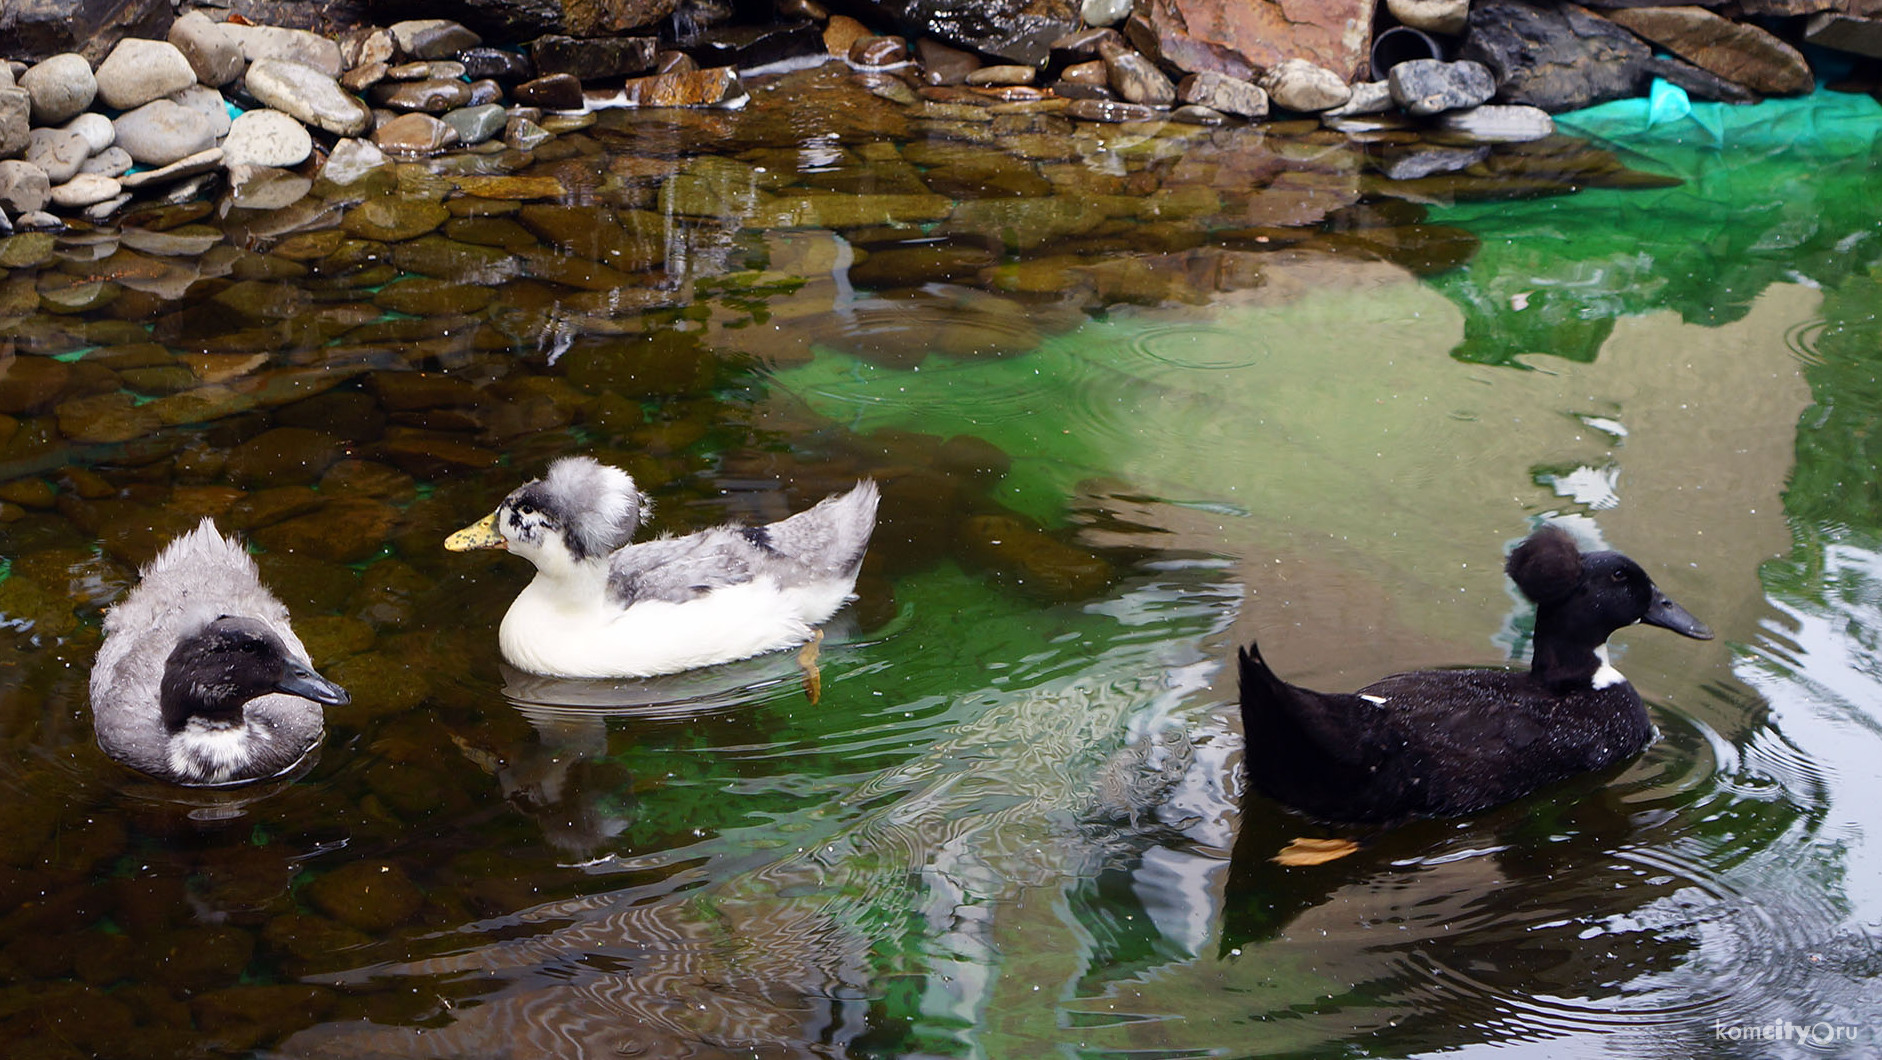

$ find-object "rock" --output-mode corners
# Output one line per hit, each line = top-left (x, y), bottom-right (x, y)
(64, 112), (113, 153)
(0, 88), (26, 158)
(117, 147), (221, 188)
(824, 15), (870, 55)
(1128, 0), (1374, 81)
(914, 37), (980, 85)
(867, 0), (1080, 66)
(222, 110), (312, 168)
(245, 58), (373, 137)
(25, 127), (88, 184)
(621, 67), (746, 107)
(1171, 103), (1225, 124)
(955, 514), (1113, 601)
(93, 38), (195, 110)
(1433, 103), (1555, 142)
(1262, 58), (1351, 112)
(1388, 0), (1469, 36)
(1805, 14), (1882, 60)
(513, 73), (584, 110)
(440, 103), (507, 146)
(110, 100), (216, 167)
(1098, 36), (1175, 105)
(389, 19), (481, 59)
(1176, 70), (1266, 117)
(0, 0), (172, 66)
(1388, 58), (1496, 115)
(460, 47), (534, 82)
(964, 64), (1034, 86)
(373, 277), (495, 315)
(0, 353), (70, 412)
(1083, 0), (1132, 27)
(225, 426), (342, 487)
(218, 23), (342, 78)
(343, 196), (449, 241)
(370, 112), (458, 157)
(340, 61), (389, 94)
(80, 145), (132, 177)
(1377, 142), (1490, 179)
(851, 34), (909, 67)
(1460, 0), (1651, 113)
(466, 78), (503, 106)
(675, 20), (825, 69)
(505, 116), (553, 150)
(1605, 5), (1814, 96)
(320, 138), (387, 184)
(56, 391), (159, 442)
(1064, 97), (1164, 122)
(1649, 53), (1759, 104)
(19, 53), (96, 124)
(530, 34), (658, 79)
(167, 11), (244, 86)
(224, 164), (312, 210)
(369, 78), (472, 113)
(386, 60), (465, 81)
(1321, 78), (1394, 117)
(168, 83), (232, 138)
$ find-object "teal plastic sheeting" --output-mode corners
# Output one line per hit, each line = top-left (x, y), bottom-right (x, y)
(1557, 79), (1882, 159)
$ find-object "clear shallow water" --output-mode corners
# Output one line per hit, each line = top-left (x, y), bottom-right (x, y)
(1, 71), (1880, 1057)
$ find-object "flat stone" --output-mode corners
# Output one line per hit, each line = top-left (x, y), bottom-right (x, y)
(223, 110), (313, 168)
(342, 196), (449, 241)
(1262, 58), (1351, 112)
(461, 47), (534, 82)
(369, 78), (472, 113)
(451, 174), (566, 199)
(512, 73), (584, 110)
(915, 37), (980, 85)
(1605, 5), (1814, 95)
(1098, 36), (1175, 105)
(385, 60), (465, 81)
(225, 165), (313, 211)
(219, 24), (342, 78)
(1388, 58), (1496, 115)
(1176, 69), (1267, 117)
(621, 67), (747, 107)
(245, 58), (373, 138)
(320, 138), (388, 184)
(0, 88), (26, 159)
(112, 101), (218, 167)
(389, 19), (481, 59)
(79, 146), (132, 177)
(118, 148), (224, 189)
(441, 103), (508, 146)
(1064, 97), (1163, 123)
(64, 112), (114, 153)
(1433, 103), (1556, 142)
(52, 172), (121, 207)
(25, 127), (88, 185)
(169, 83), (233, 138)
(94, 38), (196, 110)
(370, 112), (458, 157)
(1806, 13), (1882, 60)
(19, 53), (96, 124)
(56, 391), (160, 443)
(168, 11), (245, 86)
(1131, 0), (1373, 82)
(530, 34), (657, 79)
(850, 35), (909, 67)
(373, 278), (495, 316)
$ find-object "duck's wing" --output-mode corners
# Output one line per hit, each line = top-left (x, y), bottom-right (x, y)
(758, 481), (879, 577)
(1238, 643), (1401, 769)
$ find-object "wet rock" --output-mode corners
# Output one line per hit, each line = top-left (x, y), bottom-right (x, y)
(465, 78), (503, 106)
(319, 458), (414, 502)
(192, 985), (335, 1054)
(252, 498), (398, 562)
(1390, 0), (1468, 36)
(109, 99), (215, 167)
(531, 34), (658, 80)
(220, 23), (343, 77)
(56, 391), (160, 443)
(49, 173), (121, 208)
(955, 513), (1113, 601)
(1263, 58), (1351, 112)
(389, 234), (522, 284)
(440, 103), (507, 146)
(621, 66), (746, 107)
(341, 60), (389, 93)
(376, 430), (499, 477)
(261, 911), (374, 963)
(19, 53), (96, 125)
(93, 38), (194, 110)
(225, 426), (343, 487)
(1379, 142), (1491, 180)
(1177, 70), (1266, 118)
(1322, 79), (1394, 118)
(319, 138), (388, 184)
(513, 73), (584, 110)
(823, 15), (870, 56)
(1064, 97), (1164, 123)
(915, 37), (980, 85)
(370, 113), (459, 157)
(1605, 5), (1814, 95)
(25, 127), (86, 185)
(0, 355), (71, 413)
(1388, 58), (1496, 116)
(453, 175), (567, 200)
(460, 47), (534, 82)
(390, 19), (481, 60)
(1462, 0), (1651, 112)
(847, 34), (907, 67)
(118, 147), (222, 189)
(517, 203), (663, 270)
(169, 83), (234, 138)
(1433, 103), (1556, 142)
(225, 164), (312, 211)
(370, 371), (482, 412)
(372, 276), (496, 316)
(869, 0), (1079, 65)
(225, 485), (325, 530)
(370, 78), (472, 113)
(245, 58), (373, 138)
(1099, 35), (1174, 106)
(1129, 0), (1373, 81)
(222, 110), (313, 168)
(167, 11), (245, 87)
(301, 860), (424, 934)
(386, 60), (466, 81)
(1806, 14), (1882, 59)
(1084, 0), (1131, 27)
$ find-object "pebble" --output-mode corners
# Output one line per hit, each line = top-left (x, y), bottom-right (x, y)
(49, 173), (122, 209)
(169, 83), (234, 138)
(111, 99), (218, 167)
(19, 53), (96, 124)
(965, 65), (1036, 86)
(441, 104), (507, 146)
(370, 78), (472, 113)
(389, 19), (481, 59)
(25, 127), (88, 184)
(80, 146), (132, 177)
(0, 87), (28, 157)
(223, 109), (314, 167)
(245, 58), (374, 137)
(321, 138), (389, 184)
(168, 11), (246, 86)
(1176, 70), (1268, 118)
(63, 112), (114, 153)
(1263, 58), (1353, 112)
(94, 39), (197, 110)
(118, 148), (223, 189)
(371, 112), (458, 157)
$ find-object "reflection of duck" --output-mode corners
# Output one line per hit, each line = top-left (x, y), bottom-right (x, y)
(447, 456), (879, 679)
(89, 519), (349, 787)
(1240, 526), (1712, 823)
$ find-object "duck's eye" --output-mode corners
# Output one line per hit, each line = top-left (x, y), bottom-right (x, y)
(240, 639), (264, 654)
(1611, 569), (1628, 583)
(516, 502), (536, 516)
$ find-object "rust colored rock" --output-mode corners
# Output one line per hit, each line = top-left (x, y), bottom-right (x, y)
(850, 34), (909, 67)
(1605, 5), (1814, 95)
(1127, 0), (1375, 82)
(621, 66), (746, 107)
(559, 0), (678, 36)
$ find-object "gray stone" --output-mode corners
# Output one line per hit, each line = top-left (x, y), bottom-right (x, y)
(1176, 70), (1267, 118)
(1388, 58), (1495, 115)
(49, 172), (120, 208)
(1433, 103), (1555, 142)
(0, 160), (51, 213)
(441, 103), (507, 146)
(112, 100), (218, 167)
(222, 109), (312, 168)
(220, 24), (343, 78)
(1170, 104), (1225, 124)
(1461, 0), (1650, 113)
(1806, 13), (1882, 60)
(1379, 143), (1490, 180)
(1262, 58), (1351, 112)
(94, 38), (196, 110)
(169, 83), (233, 138)
(389, 19), (482, 60)
(1063, 97), (1164, 122)
(0, 88), (29, 159)
(63, 112), (113, 153)
(321, 138), (388, 184)
(1098, 36), (1174, 106)
(119, 147), (223, 188)
(245, 58), (373, 137)
(24, 127), (87, 183)
(1082, 0), (1131, 27)
(1388, 0), (1468, 36)
(19, 53), (96, 124)
(168, 11), (246, 86)
(80, 146), (132, 177)
(1322, 79), (1394, 117)
(84, 193), (133, 222)
(225, 164), (312, 210)
(16, 210), (62, 231)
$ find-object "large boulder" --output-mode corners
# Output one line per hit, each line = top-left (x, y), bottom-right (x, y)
(0, 0), (171, 64)
(1126, 0), (1374, 82)
(1460, 0), (1652, 112)
(1604, 5), (1814, 95)
(372, 0), (676, 39)
(847, 0), (1082, 65)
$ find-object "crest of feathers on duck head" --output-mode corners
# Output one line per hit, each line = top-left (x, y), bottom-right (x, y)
(1505, 525), (1585, 606)
(540, 456), (653, 560)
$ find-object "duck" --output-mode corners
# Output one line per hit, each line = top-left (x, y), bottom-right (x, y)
(446, 456), (880, 679)
(1239, 525), (1713, 824)
(89, 518), (349, 787)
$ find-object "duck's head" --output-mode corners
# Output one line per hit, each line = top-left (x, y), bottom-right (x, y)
(446, 456), (651, 572)
(159, 615), (350, 733)
(1507, 526), (1712, 685)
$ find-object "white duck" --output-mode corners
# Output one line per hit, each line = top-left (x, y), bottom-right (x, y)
(446, 456), (880, 679)
(89, 518), (349, 787)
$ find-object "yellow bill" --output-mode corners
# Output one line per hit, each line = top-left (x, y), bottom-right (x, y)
(445, 511), (506, 551)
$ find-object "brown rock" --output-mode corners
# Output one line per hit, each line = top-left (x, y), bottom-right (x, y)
(369, 78), (473, 113)
(1605, 5), (1814, 95)
(225, 426), (344, 487)
(370, 112), (459, 157)
(825, 15), (871, 56)
(251, 499), (398, 562)
(513, 73), (585, 110)
(301, 861), (424, 934)
(56, 392), (160, 443)
(560, 0), (679, 36)
(621, 66), (746, 107)
(954, 513), (1113, 601)
(0, 354), (72, 413)
(850, 35), (909, 66)
(915, 37), (981, 85)
(1128, 0), (1374, 82)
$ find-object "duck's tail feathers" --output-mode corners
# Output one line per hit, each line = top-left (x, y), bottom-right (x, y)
(766, 480), (880, 576)
(1238, 639), (1292, 709)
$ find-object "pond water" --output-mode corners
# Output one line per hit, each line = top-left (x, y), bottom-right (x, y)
(1, 63), (1880, 1058)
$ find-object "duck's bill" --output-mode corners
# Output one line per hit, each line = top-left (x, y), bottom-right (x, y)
(276, 663), (351, 706)
(1643, 591), (1714, 640)
(446, 511), (506, 551)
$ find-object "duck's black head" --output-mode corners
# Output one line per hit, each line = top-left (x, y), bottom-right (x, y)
(1507, 526), (1712, 690)
(159, 616), (350, 732)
